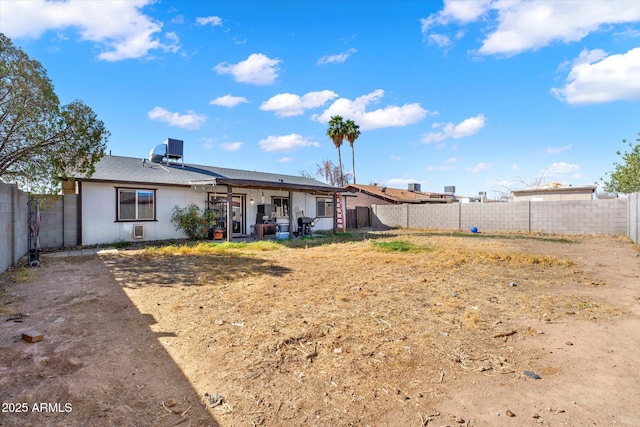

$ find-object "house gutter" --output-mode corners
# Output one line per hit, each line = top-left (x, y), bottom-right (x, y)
(189, 178), (344, 194)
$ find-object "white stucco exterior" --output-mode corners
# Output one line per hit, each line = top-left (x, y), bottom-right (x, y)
(80, 181), (335, 245)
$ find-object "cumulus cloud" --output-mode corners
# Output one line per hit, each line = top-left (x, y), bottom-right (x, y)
(543, 161), (580, 176)
(545, 144), (573, 154)
(258, 134), (320, 152)
(210, 94), (249, 108)
(427, 165), (455, 171)
(551, 48), (640, 104)
(147, 107), (206, 130)
(0, 0), (179, 61)
(214, 53), (281, 85)
(196, 16), (222, 27)
(422, 114), (486, 144)
(421, 0), (640, 56)
(220, 141), (243, 151)
(466, 162), (492, 173)
(260, 90), (338, 117)
(312, 89), (430, 130)
(277, 157), (294, 163)
(317, 48), (358, 65)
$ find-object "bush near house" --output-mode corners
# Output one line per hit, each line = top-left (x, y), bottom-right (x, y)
(170, 203), (217, 240)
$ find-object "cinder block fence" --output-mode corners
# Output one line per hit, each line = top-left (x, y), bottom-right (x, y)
(372, 198), (630, 236)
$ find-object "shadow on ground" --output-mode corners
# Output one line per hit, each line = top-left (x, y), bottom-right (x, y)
(0, 255), (218, 427)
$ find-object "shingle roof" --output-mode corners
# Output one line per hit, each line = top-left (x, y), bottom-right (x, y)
(345, 184), (454, 203)
(73, 155), (340, 193)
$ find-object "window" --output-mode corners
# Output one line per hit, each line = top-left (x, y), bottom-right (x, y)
(272, 197), (289, 217)
(117, 189), (155, 221)
(316, 198), (334, 218)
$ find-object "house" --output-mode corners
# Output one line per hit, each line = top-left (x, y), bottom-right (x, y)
(344, 183), (456, 206)
(512, 183), (597, 202)
(343, 183), (456, 228)
(64, 140), (343, 245)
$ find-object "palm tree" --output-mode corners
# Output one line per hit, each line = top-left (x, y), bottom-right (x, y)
(344, 119), (360, 184)
(326, 115), (346, 185)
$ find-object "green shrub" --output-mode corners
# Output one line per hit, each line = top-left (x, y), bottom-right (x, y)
(170, 204), (217, 240)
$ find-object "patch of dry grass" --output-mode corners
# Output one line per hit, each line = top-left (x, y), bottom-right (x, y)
(106, 232), (622, 426)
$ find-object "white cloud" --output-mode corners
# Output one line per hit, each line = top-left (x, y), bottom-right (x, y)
(0, 0), (180, 61)
(422, 114), (485, 144)
(220, 141), (243, 151)
(545, 144), (573, 154)
(421, 0), (492, 31)
(317, 48), (358, 65)
(512, 164), (521, 170)
(312, 90), (430, 130)
(551, 48), (640, 104)
(210, 94), (249, 108)
(466, 162), (492, 173)
(147, 107), (206, 130)
(446, 156), (462, 163)
(427, 165), (455, 171)
(260, 90), (338, 117)
(258, 134), (320, 152)
(389, 155), (402, 161)
(421, 1), (640, 56)
(543, 161), (580, 176)
(427, 33), (452, 48)
(196, 16), (222, 27)
(214, 53), (281, 85)
(277, 157), (294, 163)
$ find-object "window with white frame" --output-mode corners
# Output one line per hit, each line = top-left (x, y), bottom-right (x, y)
(272, 197), (289, 217)
(316, 198), (333, 218)
(117, 188), (155, 221)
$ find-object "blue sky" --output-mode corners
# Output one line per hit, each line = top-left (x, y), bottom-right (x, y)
(2, 0), (640, 197)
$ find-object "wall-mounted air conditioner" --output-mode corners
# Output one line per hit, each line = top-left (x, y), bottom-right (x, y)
(133, 225), (144, 239)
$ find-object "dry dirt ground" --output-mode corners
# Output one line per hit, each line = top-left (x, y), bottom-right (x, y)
(1, 231), (639, 427)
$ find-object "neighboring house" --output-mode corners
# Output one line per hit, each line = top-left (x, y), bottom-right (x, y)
(512, 183), (597, 202)
(344, 183), (456, 207)
(65, 141), (343, 245)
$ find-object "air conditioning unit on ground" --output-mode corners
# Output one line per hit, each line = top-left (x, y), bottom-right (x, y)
(133, 224), (144, 239)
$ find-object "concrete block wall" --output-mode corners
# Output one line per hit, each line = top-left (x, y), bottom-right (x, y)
(629, 193), (639, 244)
(461, 202), (530, 232)
(371, 203), (407, 229)
(408, 203), (459, 230)
(38, 195), (78, 249)
(371, 198), (630, 237)
(39, 196), (64, 249)
(0, 182), (29, 272)
(63, 194), (78, 247)
(530, 199), (627, 235)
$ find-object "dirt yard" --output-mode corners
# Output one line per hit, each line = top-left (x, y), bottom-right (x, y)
(1, 231), (639, 427)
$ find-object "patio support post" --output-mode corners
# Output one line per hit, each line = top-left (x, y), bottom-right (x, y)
(288, 191), (293, 238)
(226, 186), (233, 242)
(333, 192), (337, 234)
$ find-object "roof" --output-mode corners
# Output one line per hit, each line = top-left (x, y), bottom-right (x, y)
(71, 155), (341, 193)
(512, 184), (597, 195)
(345, 184), (455, 203)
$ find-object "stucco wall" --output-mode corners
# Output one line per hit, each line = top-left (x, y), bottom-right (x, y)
(629, 192), (640, 244)
(372, 198), (628, 235)
(79, 182), (333, 245)
(0, 182), (29, 272)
